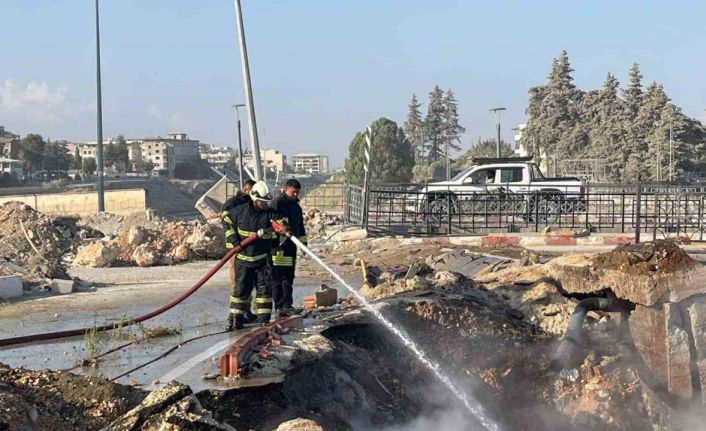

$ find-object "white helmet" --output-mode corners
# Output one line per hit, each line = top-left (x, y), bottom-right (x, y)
(249, 181), (272, 202)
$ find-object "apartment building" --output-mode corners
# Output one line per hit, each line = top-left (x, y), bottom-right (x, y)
(291, 153), (329, 174)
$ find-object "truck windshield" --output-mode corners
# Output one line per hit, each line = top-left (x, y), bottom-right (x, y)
(450, 166), (474, 181)
(530, 164), (545, 180)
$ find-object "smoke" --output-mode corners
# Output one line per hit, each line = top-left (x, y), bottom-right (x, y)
(381, 407), (484, 431)
(376, 378), (492, 431)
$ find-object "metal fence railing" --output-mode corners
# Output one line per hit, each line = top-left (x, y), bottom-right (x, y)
(298, 182), (346, 213)
(349, 184), (706, 241)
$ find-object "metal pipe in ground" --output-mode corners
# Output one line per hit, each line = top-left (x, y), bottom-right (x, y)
(550, 296), (626, 371)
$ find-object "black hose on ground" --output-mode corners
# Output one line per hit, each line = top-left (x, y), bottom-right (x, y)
(550, 296), (625, 371)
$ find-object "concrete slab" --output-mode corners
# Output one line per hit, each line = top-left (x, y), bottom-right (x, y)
(0, 276), (22, 299)
(50, 279), (75, 295)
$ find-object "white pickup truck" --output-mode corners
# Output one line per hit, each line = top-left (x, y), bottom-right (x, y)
(414, 157), (587, 222)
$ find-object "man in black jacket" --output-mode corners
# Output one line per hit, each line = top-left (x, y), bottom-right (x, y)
(220, 179), (256, 322)
(223, 181), (288, 330)
(271, 179), (307, 316)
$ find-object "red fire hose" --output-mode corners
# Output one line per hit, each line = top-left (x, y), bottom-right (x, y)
(0, 234), (258, 348)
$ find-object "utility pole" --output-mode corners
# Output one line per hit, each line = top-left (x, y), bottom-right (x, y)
(490, 107), (506, 158)
(445, 141), (450, 181)
(233, 0), (262, 180)
(669, 119), (674, 182)
(232, 104), (246, 186)
(95, 0), (105, 212)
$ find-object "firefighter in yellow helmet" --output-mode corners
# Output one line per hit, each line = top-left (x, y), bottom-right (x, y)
(222, 181), (288, 330)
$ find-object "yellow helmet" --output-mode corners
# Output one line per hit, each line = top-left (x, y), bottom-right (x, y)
(249, 181), (272, 202)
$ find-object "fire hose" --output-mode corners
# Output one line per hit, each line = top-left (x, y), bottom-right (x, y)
(0, 234), (259, 349)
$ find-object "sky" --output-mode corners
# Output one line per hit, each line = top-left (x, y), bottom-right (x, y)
(1, 0), (705, 168)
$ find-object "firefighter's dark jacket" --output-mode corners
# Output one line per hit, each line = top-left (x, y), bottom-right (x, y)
(270, 193), (306, 267)
(222, 201), (287, 264)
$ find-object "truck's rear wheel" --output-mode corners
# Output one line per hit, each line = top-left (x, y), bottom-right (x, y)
(423, 194), (458, 224)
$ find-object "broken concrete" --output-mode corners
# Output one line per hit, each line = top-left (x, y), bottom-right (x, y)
(50, 278), (75, 294)
(274, 418), (324, 431)
(0, 275), (23, 299)
(73, 240), (121, 268)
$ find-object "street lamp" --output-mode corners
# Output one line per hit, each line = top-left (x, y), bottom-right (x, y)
(490, 107), (506, 158)
(232, 104), (246, 186)
(94, 0), (105, 212)
(233, 0), (262, 180)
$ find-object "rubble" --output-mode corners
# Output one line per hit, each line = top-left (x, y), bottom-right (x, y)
(0, 363), (144, 430)
(0, 202), (79, 279)
(274, 418), (324, 431)
(73, 240), (121, 268)
(303, 208), (342, 241)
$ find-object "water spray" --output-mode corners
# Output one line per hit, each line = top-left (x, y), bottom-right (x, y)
(272, 221), (501, 431)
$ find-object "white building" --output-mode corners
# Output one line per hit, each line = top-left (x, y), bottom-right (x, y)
(239, 148), (287, 174)
(200, 144), (235, 168)
(0, 157), (24, 178)
(79, 133), (199, 175)
(261, 148), (286, 173)
(292, 153), (329, 174)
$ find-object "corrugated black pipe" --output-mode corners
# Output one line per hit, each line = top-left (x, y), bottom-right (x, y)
(550, 297), (625, 371)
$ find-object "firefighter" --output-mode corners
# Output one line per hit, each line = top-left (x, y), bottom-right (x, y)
(223, 181), (288, 331)
(221, 179), (257, 322)
(271, 179), (307, 316)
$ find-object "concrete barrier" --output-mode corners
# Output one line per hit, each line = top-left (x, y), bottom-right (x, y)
(0, 276), (22, 299)
(0, 189), (146, 216)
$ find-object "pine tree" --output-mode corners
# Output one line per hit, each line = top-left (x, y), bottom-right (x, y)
(403, 94), (425, 162)
(442, 89), (465, 153)
(623, 63), (643, 117)
(73, 147), (82, 170)
(520, 54), (706, 182)
(424, 85), (446, 163)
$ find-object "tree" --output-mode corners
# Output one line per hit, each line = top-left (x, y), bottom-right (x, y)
(73, 147), (82, 170)
(623, 63), (643, 117)
(114, 135), (130, 172)
(134, 159), (155, 173)
(18, 134), (46, 176)
(424, 86), (447, 163)
(344, 117), (414, 183)
(82, 157), (97, 176)
(457, 139), (514, 162)
(43, 141), (72, 172)
(403, 94), (425, 161)
(173, 156), (213, 180)
(519, 52), (706, 182)
(104, 140), (118, 169)
(442, 89), (465, 154)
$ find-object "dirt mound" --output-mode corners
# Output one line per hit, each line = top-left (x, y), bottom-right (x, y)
(593, 240), (698, 275)
(0, 202), (85, 279)
(0, 363), (144, 430)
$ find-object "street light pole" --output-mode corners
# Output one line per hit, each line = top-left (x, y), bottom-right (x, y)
(669, 119), (674, 182)
(232, 104), (246, 186)
(95, 0), (105, 212)
(233, 0), (262, 180)
(490, 107), (506, 158)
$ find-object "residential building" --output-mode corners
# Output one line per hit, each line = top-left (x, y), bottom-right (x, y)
(78, 133), (198, 174)
(238, 148), (287, 174)
(199, 144), (235, 168)
(0, 126), (20, 159)
(0, 157), (24, 178)
(261, 148), (286, 173)
(292, 153), (329, 174)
